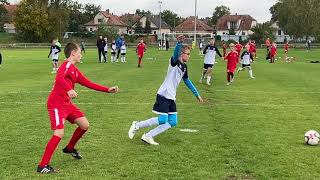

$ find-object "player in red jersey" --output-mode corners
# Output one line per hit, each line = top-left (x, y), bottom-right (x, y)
(270, 42), (277, 63)
(37, 42), (119, 174)
(284, 41), (289, 58)
(225, 43), (239, 85)
(252, 40), (257, 59)
(222, 40), (228, 57)
(136, 39), (146, 68)
(235, 42), (243, 58)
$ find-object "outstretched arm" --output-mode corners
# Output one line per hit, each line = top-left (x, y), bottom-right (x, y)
(171, 35), (185, 65)
(183, 78), (203, 102)
(215, 46), (223, 57)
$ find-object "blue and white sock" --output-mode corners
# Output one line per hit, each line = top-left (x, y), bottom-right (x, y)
(146, 123), (171, 138)
(136, 117), (158, 129)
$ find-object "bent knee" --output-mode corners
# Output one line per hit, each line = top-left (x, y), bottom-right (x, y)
(158, 114), (168, 125)
(54, 129), (64, 138)
(168, 114), (178, 127)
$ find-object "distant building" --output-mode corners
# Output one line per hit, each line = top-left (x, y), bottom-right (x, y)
(3, 4), (17, 33)
(174, 16), (213, 34)
(216, 14), (257, 36)
(131, 14), (171, 35)
(84, 9), (127, 34)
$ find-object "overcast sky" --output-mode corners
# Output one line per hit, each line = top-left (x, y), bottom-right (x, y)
(8, 0), (278, 23)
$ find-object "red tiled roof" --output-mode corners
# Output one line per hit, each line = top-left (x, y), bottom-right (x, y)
(120, 13), (141, 26)
(174, 16), (213, 32)
(216, 15), (256, 31)
(100, 11), (127, 26)
(4, 4), (17, 14)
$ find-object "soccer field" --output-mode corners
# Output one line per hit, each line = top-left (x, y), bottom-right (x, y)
(1, 47), (320, 179)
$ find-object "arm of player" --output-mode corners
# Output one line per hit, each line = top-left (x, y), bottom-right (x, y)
(250, 53), (254, 62)
(77, 71), (118, 93)
(55, 46), (61, 54)
(171, 42), (183, 66)
(183, 78), (203, 102)
(240, 51), (246, 60)
(202, 45), (209, 55)
(55, 64), (73, 92)
(48, 49), (52, 58)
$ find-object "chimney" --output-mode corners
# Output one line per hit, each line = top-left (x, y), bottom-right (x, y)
(106, 9), (109, 14)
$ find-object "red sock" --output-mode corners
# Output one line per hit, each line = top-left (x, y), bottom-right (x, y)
(39, 135), (61, 167)
(66, 127), (87, 151)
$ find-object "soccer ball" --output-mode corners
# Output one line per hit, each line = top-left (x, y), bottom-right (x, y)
(304, 130), (320, 145)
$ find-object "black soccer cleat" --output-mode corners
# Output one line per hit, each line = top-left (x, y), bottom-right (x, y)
(63, 147), (83, 159)
(37, 165), (57, 174)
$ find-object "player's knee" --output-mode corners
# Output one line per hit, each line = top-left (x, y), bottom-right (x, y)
(158, 114), (168, 125)
(54, 129), (64, 138)
(168, 114), (178, 127)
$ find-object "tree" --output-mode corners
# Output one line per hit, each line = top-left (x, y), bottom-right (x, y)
(249, 22), (275, 44)
(208, 5), (230, 27)
(83, 3), (101, 25)
(144, 18), (151, 34)
(14, 0), (52, 42)
(161, 10), (180, 28)
(274, 0), (320, 39)
(134, 21), (143, 34)
(135, 9), (151, 16)
(97, 21), (118, 41)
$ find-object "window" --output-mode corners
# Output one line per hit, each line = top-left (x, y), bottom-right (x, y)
(90, 28), (93, 32)
(98, 19), (103, 23)
(278, 30), (282, 36)
(230, 21), (237, 30)
(154, 31), (157, 34)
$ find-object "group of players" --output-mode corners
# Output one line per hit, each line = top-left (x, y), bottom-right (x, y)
(41, 34), (293, 174)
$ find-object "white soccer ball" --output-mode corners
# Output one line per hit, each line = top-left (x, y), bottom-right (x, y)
(304, 130), (320, 145)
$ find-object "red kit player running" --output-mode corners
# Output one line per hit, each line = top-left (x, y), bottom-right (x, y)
(136, 39), (146, 68)
(225, 43), (239, 85)
(235, 42), (243, 58)
(37, 42), (119, 174)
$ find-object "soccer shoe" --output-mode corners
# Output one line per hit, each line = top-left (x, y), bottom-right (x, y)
(62, 147), (82, 159)
(230, 78), (234, 83)
(37, 165), (57, 174)
(51, 71), (56, 74)
(226, 82), (231, 86)
(141, 134), (159, 145)
(128, 121), (139, 139)
(206, 81), (211, 86)
(250, 76), (255, 79)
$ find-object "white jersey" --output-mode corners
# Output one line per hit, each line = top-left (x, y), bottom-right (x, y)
(157, 58), (188, 100)
(199, 42), (203, 49)
(104, 43), (108, 52)
(203, 45), (222, 65)
(111, 43), (116, 53)
(50, 45), (60, 60)
(241, 51), (253, 64)
(120, 44), (126, 54)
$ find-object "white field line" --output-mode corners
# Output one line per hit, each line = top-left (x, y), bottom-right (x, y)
(0, 101), (320, 107)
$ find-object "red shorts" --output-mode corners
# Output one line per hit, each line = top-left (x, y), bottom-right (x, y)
(48, 104), (84, 130)
(138, 53), (144, 58)
(227, 65), (237, 73)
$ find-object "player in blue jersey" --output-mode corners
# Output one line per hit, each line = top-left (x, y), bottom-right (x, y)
(128, 35), (203, 145)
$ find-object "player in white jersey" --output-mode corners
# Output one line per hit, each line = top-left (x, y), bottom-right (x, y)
(128, 36), (203, 145)
(199, 39), (223, 85)
(110, 40), (117, 62)
(237, 44), (255, 79)
(48, 39), (61, 73)
(199, 40), (203, 55)
(120, 41), (127, 63)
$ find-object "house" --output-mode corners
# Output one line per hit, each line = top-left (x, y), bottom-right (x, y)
(216, 14), (257, 36)
(3, 4), (17, 33)
(174, 16), (213, 34)
(131, 14), (171, 35)
(84, 9), (127, 34)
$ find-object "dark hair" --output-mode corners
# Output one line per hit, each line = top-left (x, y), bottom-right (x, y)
(64, 42), (79, 58)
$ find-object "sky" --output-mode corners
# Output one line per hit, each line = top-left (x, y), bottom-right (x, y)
(8, 0), (278, 23)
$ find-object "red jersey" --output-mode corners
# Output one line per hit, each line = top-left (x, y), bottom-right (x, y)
(284, 43), (289, 52)
(249, 42), (256, 53)
(235, 43), (242, 52)
(47, 61), (109, 107)
(136, 43), (146, 55)
(225, 51), (239, 72)
(270, 45), (277, 56)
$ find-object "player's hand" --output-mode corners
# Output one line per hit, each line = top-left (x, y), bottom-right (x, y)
(197, 96), (204, 103)
(108, 86), (119, 93)
(67, 90), (78, 99)
(177, 35), (185, 43)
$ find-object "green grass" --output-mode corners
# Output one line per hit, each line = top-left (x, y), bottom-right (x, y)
(1, 47), (320, 179)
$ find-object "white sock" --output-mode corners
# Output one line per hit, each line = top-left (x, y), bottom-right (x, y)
(146, 123), (171, 138)
(52, 68), (55, 71)
(123, 57), (126, 62)
(249, 70), (253, 77)
(136, 117), (159, 129)
(207, 76), (211, 84)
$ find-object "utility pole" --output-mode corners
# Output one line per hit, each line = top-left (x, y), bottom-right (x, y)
(194, 0), (197, 43)
(158, 1), (162, 50)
